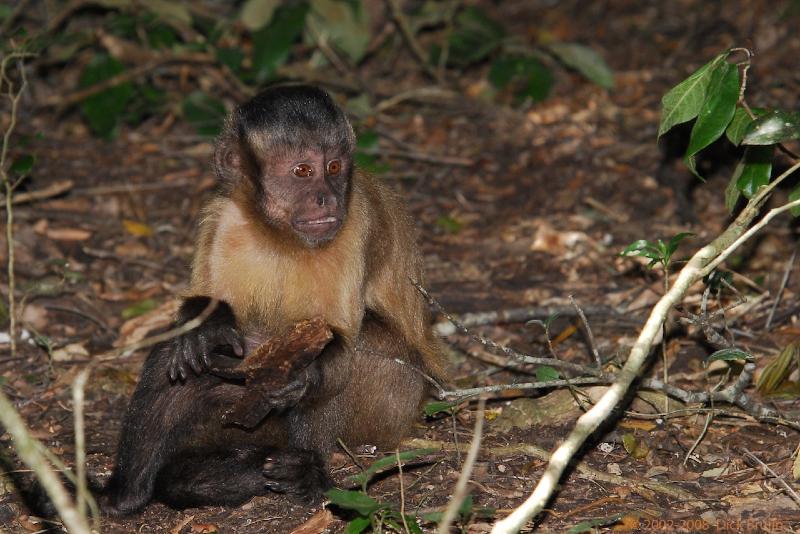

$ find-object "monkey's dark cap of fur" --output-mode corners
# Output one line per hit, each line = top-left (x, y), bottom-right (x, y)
(230, 85), (356, 154)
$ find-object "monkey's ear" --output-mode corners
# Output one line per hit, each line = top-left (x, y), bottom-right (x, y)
(213, 137), (243, 183)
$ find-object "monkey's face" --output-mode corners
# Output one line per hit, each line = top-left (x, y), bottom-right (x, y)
(263, 148), (351, 246)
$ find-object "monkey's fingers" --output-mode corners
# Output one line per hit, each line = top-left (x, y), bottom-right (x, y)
(221, 326), (245, 357)
(188, 333), (208, 375)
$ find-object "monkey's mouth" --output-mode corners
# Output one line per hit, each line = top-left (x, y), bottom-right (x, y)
(293, 216), (341, 239)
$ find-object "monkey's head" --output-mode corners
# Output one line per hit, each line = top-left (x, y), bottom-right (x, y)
(214, 85), (357, 247)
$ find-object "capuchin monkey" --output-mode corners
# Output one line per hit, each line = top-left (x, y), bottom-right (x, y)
(96, 85), (447, 515)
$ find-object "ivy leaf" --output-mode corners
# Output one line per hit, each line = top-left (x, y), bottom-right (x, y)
(742, 110), (800, 145)
(547, 42), (614, 90)
(489, 56), (553, 102)
(239, 0), (280, 31)
(251, 3), (309, 82)
(658, 51), (730, 138)
(121, 298), (158, 320)
(424, 401), (457, 416)
(789, 185), (800, 218)
(725, 107), (768, 146)
(345, 517), (372, 534)
(326, 489), (385, 516)
(705, 348), (752, 363)
(683, 61), (739, 178)
(79, 54), (135, 139)
(731, 146), (773, 199)
(307, 0), (370, 63)
(535, 366), (560, 382)
(350, 449), (435, 486)
(181, 91), (226, 137)
(444, 6), (506, 67)
(9, 154), (35, 175)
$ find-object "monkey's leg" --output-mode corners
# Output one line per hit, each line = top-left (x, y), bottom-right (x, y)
(153, 446), (270, 508)
(101, 344), (242, 515)
(284, 319), (428, 496)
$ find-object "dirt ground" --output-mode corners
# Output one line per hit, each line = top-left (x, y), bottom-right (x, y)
(3, 0), (800, 532)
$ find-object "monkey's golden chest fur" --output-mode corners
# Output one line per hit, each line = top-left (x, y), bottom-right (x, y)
(191, 197), (368, 339)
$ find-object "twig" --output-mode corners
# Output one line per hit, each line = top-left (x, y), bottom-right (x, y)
(569, 295), (602, 369)
(72, 368), (100, 529)
(396, 448), (411, 534)
(40, 54), (213, 109)
(433, 304), (624, 336)
(412, 280), (603, 376)
(741, 448), (800, 508)
(0, 179), (73, 207)
(765, 247), (796, 330)
(0, 388), (91, 533)
(386, 0), (443, 84)
(361, 147), (474, 167)
(375, 86), (460, 113)
(441, 377), (605, 401)
(97, 298), (221, 360)
(1, 51), (33, 360)
(72, 179), (196, 196)
(436, 398), (485, 534)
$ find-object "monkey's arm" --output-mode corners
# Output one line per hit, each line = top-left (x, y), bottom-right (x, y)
(166, 296), (245, 381)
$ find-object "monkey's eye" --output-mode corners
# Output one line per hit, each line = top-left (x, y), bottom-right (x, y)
(327, 159), (341, 176)
(292, 164), (314, 178)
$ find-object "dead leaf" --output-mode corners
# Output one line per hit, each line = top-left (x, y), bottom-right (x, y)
(52, 342), (89, 362)
(190, 524), (219, 534)
(494, 389), (581, 433)
(46, 227), (92, 241)
(115, 299), (181, 347)
(289, 509), (334, 534)
(169, 514), (194, 534)
(123, 219), (155, 237)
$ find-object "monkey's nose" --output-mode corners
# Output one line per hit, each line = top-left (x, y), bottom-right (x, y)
(316, 192), (326, 207)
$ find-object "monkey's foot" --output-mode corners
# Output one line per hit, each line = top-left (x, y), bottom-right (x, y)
(262, 449), (333, 503)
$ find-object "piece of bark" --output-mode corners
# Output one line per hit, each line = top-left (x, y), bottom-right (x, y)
(212, 316), (333, 428)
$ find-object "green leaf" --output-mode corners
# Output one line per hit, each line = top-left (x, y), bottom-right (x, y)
(307, 0), (370, 63)
(706, 348), (752, 363)
(424, 401), (457, 416)
(664, 232), (694, 262)
(458, 494), (473, 517)
(658, 51), (730, 138)
(251, 3), (309, 82)
(350, 449), (436, 486)
(684, 61), (739, 177)
(356, 130), (380, 150)
(547, 42), (614, 90)
(436, 215), (463, 233)
(790, 185), (800, 217)
(345, 516), (372, 534)
(239, 0), (280, 31)
(725, 107), (768, 145)
(724, 171), (741, 214)
(489, 56), (553, 102)
(445, 6), (506, 67)
(216, 47), (244, 73)
(10, 154), (35, 175)
(742, 110), (800, 145)
(732, 146), (773, 199)
(326, 488), (385, 516)
(182, 91), (226, 137)
(535, 365), (560, 382)
(567, 513), (626, 533)
(121, 298), (158, 320)
(79, 54), (135, 139)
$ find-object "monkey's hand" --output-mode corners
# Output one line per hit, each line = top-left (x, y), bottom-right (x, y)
(167, 296), (245, 382)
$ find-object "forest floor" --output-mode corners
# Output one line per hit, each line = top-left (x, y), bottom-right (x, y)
(3, 1), (800, 532)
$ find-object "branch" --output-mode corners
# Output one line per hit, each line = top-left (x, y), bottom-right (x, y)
(491, 164), (800, 532)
